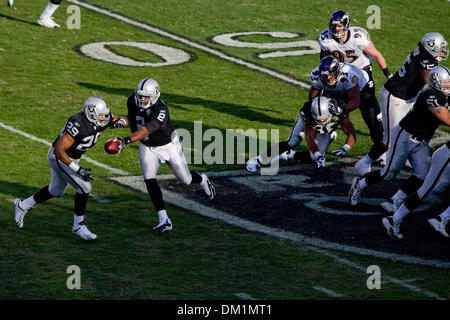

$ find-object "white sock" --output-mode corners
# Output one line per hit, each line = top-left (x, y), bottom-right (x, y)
(393, 204), (410, 221)
(439, 206), (450, 219)
(74, 214), (84, 227)
(392, 189), (407, 202)
(361, 154), (373, 164)
(358, 178), (368, 190)
(40, 1), (60, 19)
(22, 196), (36, 210)
(157, 210), (168, 222)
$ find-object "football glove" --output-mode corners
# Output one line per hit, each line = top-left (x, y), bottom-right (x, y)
(316, 156), (326, 168)
(331, 144), (350, 157)
(116, 137), (131, 154)
(77, 166), (94, 181)
(112, 118), (127, 129)
(329, 104), (343, 116)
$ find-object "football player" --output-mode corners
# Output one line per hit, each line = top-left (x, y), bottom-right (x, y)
(348, 66), (450, 216)
(38, 0), (62, 28)
(381, 141), (449, 240)
(319, 10), (391, 173)
(13, 97), (128, 240)
(246, 95), (356, 172)
(309, 56), (386, 173)
(112, 78), (216, 233)
(379, 32), (448, 165)
(319, 10), (392, 81)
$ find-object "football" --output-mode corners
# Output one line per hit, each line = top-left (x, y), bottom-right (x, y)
(104, 139), (121, 154)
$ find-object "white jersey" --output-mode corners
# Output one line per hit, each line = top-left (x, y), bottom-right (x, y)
(318, 26), (372, 69)
(310, 63), (370, 96)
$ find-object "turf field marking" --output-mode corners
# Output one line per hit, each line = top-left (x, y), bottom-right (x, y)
(0, 121), (130, 176)
(66, 0), (310, 89)
(307, 246), (445, 300)
(234, 293), (258, 300)
(111, 174), (450, 270)
(312, 286), (344, 298)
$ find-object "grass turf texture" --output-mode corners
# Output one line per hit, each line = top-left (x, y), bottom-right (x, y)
(0, 0), (449, 299)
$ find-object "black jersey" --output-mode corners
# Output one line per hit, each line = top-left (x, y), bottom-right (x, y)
(300, 100), (348, 134)
(52, 111), (112, 159)
(384, 44), (438, 100)
(127, 94), (175, 147)
(400, 84), (448, 141)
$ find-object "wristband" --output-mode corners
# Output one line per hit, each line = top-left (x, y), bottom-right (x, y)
(313, 151), (322, 161)
(122, 136), (132, 145)
(382, 68), (392, 79)
(342, 144), (351, 152)
(69, 162), (80, 172)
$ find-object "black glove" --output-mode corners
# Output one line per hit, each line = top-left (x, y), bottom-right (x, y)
(116, 137), (131, 154)
(329, 104), (343, 116)
(382, 68), (393, 80)
(331, 148), (347, 157)
(77, 166), (94, 181)
(316, 156), (326, 168)
(112, 118), (127, 129)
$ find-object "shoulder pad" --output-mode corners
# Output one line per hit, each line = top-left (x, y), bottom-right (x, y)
(319, 29), (330, 40)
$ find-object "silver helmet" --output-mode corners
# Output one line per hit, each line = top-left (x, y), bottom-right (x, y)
(430, 66), (450, 96)
(134, 78), (160, 109)
(311, 96), (333, 125)
(83, 96), (111, 127)
(421, 32), (448, 62)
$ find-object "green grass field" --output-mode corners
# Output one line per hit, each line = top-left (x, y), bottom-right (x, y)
(0, 0), (449, 301)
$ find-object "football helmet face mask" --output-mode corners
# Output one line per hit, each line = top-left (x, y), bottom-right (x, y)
(83, 96), (111, 127)
(135, 78), (160, 109)
(329, 10), (350, 39)
(319, 56), (341, 87)
(421, 32), (448, 62)
(430, 66), (450, 96)
(311, 96), (333, 125)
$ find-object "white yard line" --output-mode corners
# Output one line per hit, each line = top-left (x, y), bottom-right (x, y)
(308, 246), (445, 300)
(67, 0), (310, 89)
(312, 286), (344, 298)
(234, 293), (258, 300)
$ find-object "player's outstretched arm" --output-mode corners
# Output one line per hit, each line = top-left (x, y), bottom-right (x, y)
(111, 116), (129, 129)
(364, 41), (392, 79)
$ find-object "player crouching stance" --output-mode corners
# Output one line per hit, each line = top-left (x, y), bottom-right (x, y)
(113, 78), (216, 232)
(246, 95), (356, 172)
(14, 97), (127, 240)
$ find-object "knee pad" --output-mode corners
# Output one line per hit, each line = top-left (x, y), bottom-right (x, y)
(404, 192), (421, 211)
(384, 170), (399, 181)
(400, 175), (423, 195)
